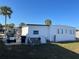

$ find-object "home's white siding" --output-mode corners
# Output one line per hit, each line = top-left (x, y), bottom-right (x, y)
(21, 25), (76, 44)
(27, 26), (49, 43)
(50, 25), (76, 42)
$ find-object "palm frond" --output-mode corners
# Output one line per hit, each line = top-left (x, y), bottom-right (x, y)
(0, 6), (13, 19)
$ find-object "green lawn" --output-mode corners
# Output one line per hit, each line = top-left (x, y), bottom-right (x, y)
(0, 41), (79, 59)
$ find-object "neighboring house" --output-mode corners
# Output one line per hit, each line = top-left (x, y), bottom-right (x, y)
(4, 24), (76, 45)
(4, 27), (21, 45)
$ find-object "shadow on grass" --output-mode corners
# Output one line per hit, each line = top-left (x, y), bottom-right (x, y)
(0, 43), (79, 59)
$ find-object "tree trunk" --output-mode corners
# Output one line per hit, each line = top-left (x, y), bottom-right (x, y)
(4, 15), (7, 40)
(5, 15), (7, 30)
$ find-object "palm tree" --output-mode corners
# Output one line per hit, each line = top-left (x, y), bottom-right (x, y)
(0, 6), (13, 31)
(45, 19), (52, 42)
(45, 19), (52, 26)
(19, 22), (26, 27)
(0, 6), (13, 40)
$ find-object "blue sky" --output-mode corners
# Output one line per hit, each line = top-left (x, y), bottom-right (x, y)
(0, 0), (79, 28)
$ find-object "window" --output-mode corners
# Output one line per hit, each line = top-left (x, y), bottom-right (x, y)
(70, 30), (72, 34)
(61, 29), (63, 34)
(57, 29), (59, 34)
(33, 30), (39, 34)
(73, 30), (74, 34)
(65, 29), (67, 34)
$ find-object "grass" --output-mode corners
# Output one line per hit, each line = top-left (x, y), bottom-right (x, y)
(57, 41), (79, 54)
(0, 41), (79, 59)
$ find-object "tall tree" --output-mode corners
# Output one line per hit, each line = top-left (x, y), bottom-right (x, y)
(0, 6), (13, 30)
(5, 23), (15, 30)
(45, 19), (52, 41)
(45, 19), (52, 26)
(0, 23), (3, 29)
(9, 23), (15, 29)
(19, 22), (26, 27)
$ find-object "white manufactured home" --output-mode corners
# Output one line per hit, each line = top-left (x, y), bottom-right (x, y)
(4, 24), (76, 45)
(21, 24), (76, 44)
